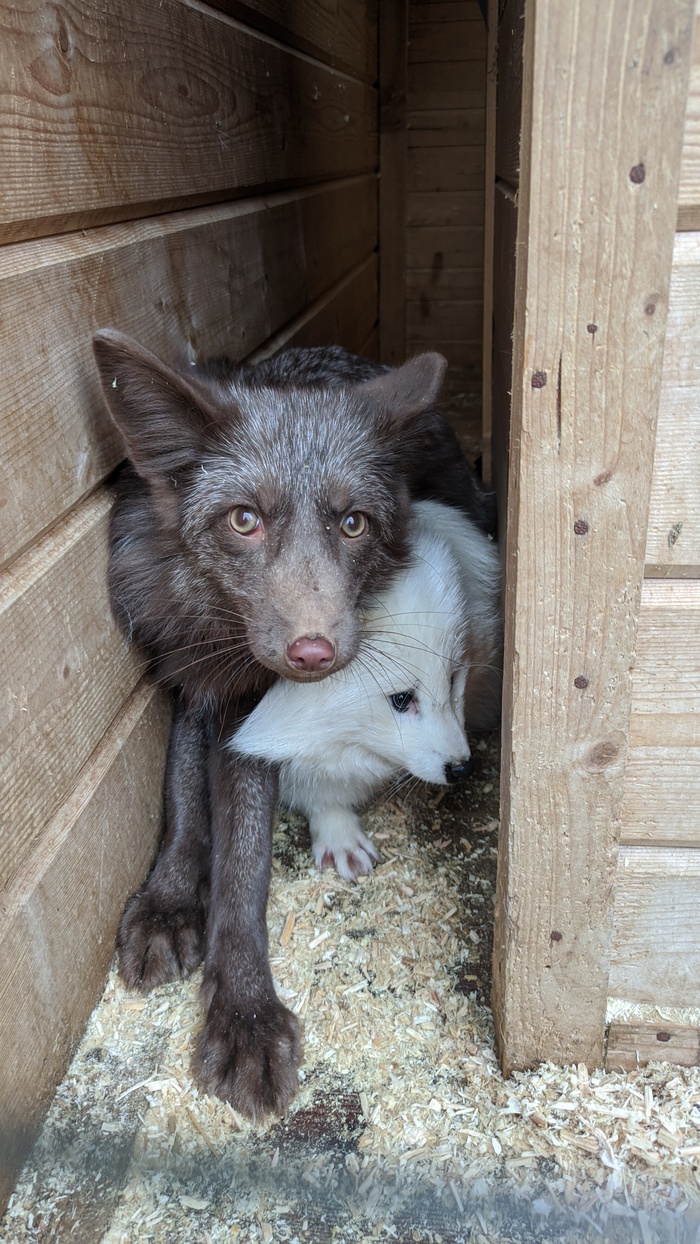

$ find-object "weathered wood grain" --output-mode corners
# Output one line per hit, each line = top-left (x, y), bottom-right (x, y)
(627, 580), (700, 748)
(0, 0), (376, 243)
(606, 1022), (700, 1071)
(379, 0), (408, 363)
(0, 490), (143, 891)
(0, 178), (378, 570)
(492, 0), (694, 1072)
(0, 679), (169, 1208)
(202, 0), (377, 80)
(406, 299), (483, 339)
(406, 267), (485, 298)
(645, 232), (700, 572)
(408, 61), (486, 111)
(609, 847), (700, 1008)
(621, 747), (700, 846)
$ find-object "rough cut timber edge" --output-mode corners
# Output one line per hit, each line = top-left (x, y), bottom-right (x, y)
(492, 0), (696, 1073)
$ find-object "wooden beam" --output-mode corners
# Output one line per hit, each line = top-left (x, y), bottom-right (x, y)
(379, 0), (407, 363)
(200, 1), (377, 81)
(492, 0), (695, 1072)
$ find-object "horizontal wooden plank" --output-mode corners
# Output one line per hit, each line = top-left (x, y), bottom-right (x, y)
(0, 0), (376, 243)
(620, 747), (700, 847)
(609, 847), (700, 1008)
(678, 1), (700, 211)
(0, 178), (378, 570)
(408, 107), (485, 132)
(406, 267), (484, 299)
(408, 120), (485, 148)
(0, 679), (169, 1207)
(645, 232), (700, 571)
(628, 580), (700, 748)
(606, 1021), (700, 1071)
(406, 299), (483, 338)
(407, 224), (484, 267)
(408, 61), (486, 109)
(411, 2), (485, 24)
(407, 190), (484, 227)
(408, 19), (487, 62)
(407, 146), (486, 191)
(247, 254), (378, 360)
(202, 0), (376, 80)
(0, 490), (143, 892)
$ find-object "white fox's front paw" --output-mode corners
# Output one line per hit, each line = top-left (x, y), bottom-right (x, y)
(310, 809), (381, 882)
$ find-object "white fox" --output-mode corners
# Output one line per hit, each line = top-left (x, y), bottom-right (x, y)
(231, 500), (502, 880)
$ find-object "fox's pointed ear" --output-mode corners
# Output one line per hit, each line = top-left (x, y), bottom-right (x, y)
(92, 328), (217, 479)
(358, 353), (447, 423)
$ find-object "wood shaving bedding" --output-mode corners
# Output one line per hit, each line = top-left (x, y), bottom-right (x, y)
(3, 735), (700, 1243)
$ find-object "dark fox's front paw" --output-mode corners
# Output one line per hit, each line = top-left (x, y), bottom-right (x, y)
(193, 986), (303, 1121)
(117, 888), (206, 991)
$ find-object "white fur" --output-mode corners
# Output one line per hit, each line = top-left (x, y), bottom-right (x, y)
(230, 500), (501, 880)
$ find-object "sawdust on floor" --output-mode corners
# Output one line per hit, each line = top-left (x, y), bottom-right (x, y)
(3, 735), (700, 1244)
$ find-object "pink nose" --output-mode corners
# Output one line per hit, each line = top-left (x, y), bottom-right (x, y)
(286, 635), (336, 672)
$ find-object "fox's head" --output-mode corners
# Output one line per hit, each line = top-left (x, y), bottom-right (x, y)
(93, 330), (447, 687)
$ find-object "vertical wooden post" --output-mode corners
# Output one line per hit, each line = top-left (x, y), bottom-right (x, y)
(481, 0), (498, 483)
(379, 0), (408, 364)
(493, 0), (695, 1071)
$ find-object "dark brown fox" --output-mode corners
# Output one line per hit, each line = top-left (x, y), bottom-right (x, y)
(93, 330), (495, 1121)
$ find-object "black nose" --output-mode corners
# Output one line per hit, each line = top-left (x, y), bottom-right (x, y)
(444, 757), (474, 784)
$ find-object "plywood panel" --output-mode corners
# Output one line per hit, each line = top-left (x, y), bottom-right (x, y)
(609, 847), (700, 1007)
(0, 680), (169, 1207)
(204, 0), (376, 80)
(0, 0), (376, 243)
(493, 0), (694, 1073)
(645, 232), (700, 572)
(0, 490), (143, 891)
(0, 178), (378, 570)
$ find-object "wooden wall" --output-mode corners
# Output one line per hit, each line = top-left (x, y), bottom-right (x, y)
(488, 0), (697, 1075)
(0, 0), (378, 1204)
(610, 1), (700, 1016)
(380, 0), (487, 372)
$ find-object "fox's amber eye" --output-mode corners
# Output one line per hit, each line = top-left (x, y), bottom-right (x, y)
(340, 511), (368, 539)
(229, 506), (261, 536)
(390, 691), (414, 713)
